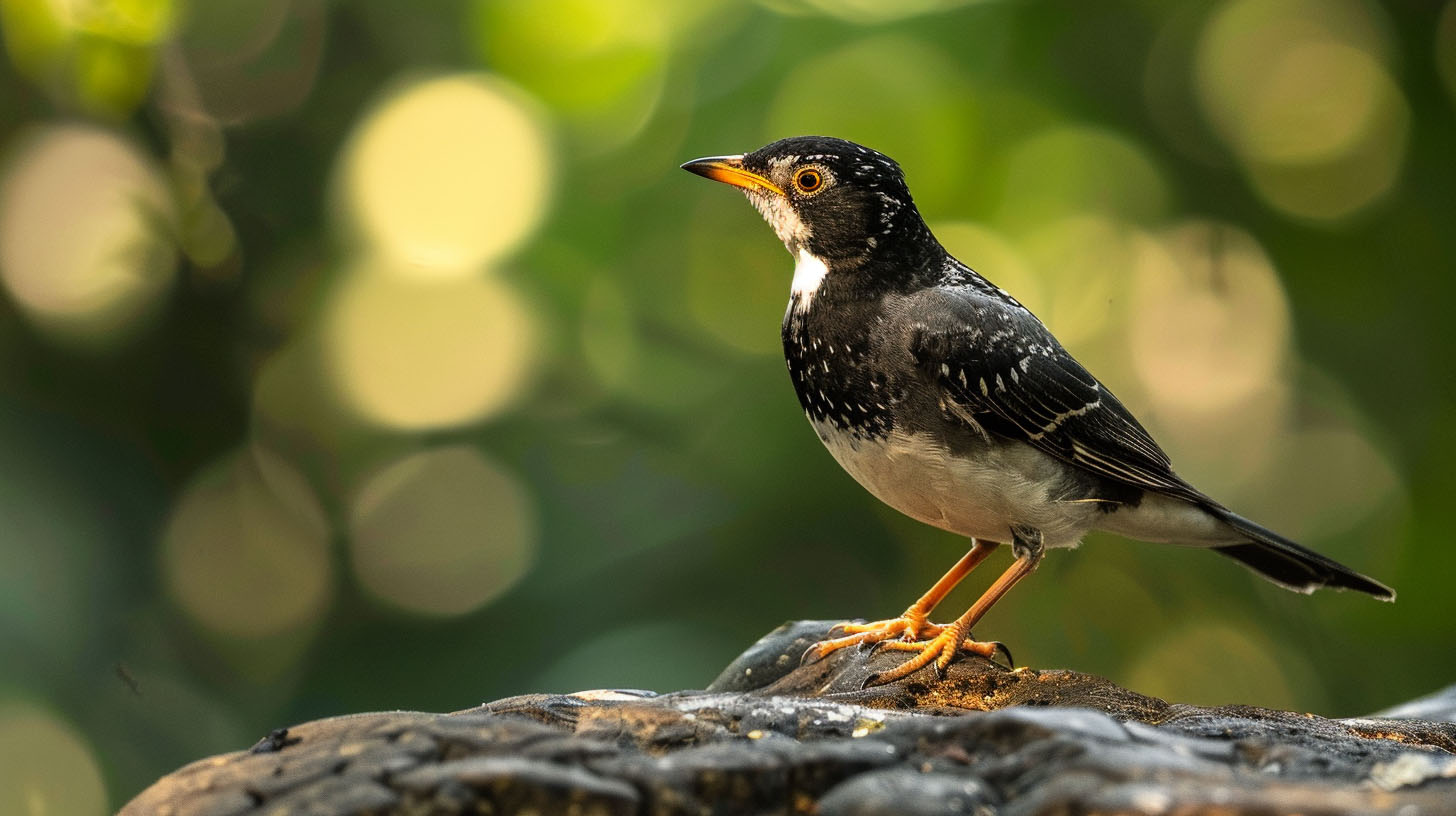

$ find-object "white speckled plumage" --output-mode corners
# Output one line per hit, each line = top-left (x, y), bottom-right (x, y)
(682, 135), (1393, 602)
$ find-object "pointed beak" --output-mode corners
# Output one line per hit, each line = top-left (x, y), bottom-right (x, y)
(680, 155), (784, 196)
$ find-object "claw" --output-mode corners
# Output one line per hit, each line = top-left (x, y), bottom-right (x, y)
(803, 615), (940, 667)
(800, 643), (824, 666)
(991, 641), (1014, 669)
(859, 672), (882, 691)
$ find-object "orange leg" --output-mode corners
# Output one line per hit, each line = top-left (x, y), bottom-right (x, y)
(803, 539), (999, 663)
(866, 526), (1045, 686)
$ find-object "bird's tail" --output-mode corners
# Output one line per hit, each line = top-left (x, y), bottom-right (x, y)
(1207, 507), (1394, 600)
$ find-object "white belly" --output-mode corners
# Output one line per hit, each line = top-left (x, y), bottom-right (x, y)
(813, 421), (1098, 548)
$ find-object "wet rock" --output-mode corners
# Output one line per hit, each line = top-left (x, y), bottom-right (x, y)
(122, 620), (1456, 815)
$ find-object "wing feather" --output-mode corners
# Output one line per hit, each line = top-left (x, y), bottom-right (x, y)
(903, 287), (1207, 505)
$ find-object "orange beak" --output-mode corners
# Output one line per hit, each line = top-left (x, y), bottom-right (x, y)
(680, 155), (784, 196)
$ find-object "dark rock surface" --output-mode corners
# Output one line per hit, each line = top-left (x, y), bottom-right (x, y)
(122, 621), (1456, 815)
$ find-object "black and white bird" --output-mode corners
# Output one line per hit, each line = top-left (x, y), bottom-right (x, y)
(682, 136), (1392, 685)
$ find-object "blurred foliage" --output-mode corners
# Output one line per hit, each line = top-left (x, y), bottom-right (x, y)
(1, 0), (1454, 810)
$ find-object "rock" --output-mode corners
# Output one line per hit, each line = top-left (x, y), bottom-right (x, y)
(122, 621), (1456, 815)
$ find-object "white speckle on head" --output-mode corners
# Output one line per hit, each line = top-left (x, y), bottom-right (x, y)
(791, 247), (830, 312)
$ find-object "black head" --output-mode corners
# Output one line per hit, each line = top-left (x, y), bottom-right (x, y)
(682, 136), (938, 270)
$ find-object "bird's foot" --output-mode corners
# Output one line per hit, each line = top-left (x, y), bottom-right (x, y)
(800, 614), (941, 665)
(861, 623), (1010, 688)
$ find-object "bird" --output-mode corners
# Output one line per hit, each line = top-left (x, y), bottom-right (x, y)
(681, 135), (1394, 686)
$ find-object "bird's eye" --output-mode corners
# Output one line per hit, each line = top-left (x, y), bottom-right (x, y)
(793, 167), (825, 195)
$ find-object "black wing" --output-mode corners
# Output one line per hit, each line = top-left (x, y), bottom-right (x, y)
(901, 284), (1394, 599)
(903, 286), (1208, 506)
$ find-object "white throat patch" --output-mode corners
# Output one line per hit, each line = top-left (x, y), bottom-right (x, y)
(791, 248), (830, 312)
(748, 190), (808, 249)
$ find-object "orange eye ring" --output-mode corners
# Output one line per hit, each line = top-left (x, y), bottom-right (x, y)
(793, 167), (825, 195)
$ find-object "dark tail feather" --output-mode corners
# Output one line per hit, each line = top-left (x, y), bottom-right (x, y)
(1209, 509), (1394, 600)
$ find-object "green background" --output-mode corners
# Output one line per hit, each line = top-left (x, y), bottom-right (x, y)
(1, 0), (1453, 811)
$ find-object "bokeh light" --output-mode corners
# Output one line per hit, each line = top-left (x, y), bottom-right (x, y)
(0, 123), (175, 344)
(765, 35), (977, 211)
(163, 0), (326, 125)
(1130, 221), (1289, 417)
(1014, 215), (1139, 355)
(0, 0), (176, 116)
(0, 701), (107, 816)
(931, 221), (1043, 313)
(760, 0), (981, 24)
(1124, 222), (1292, 495)
(1121, 223), (1401, 545)
(1195, 0), (1407, 220)
(1441, 2), (1456, 106)
(338, 72), (552, 273)
(1261, 420), (1402, 543)
(161, 446), (332, 639)
(323, 267), (537, 431)
(470, 0), (704, 153)
(996, 126), (1169, 229)
(1127, 622), (1314, 711)
(349, 445), (537, 616)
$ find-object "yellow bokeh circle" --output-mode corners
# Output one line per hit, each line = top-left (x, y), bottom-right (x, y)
(161, 447), (333, 639)
(0, 123), (175, 343)
(0, 701), (108, 816)
(1194, 0), (1407, 220)
(1130, 221), (1290, 416)
(323, 268), (537, 430)
(349, 445), (537, 616)
(1440, 1), (1456, 105)
(338, 72), (551, 274)
(472, 0), (672, 153)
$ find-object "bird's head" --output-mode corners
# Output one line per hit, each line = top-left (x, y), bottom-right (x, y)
(682, 136), (934, 271)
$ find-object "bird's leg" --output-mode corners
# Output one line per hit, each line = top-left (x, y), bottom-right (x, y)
(867, 527), (1044, 686)
(802, 539), (999, 663)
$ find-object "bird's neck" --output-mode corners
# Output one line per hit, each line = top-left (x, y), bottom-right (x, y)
(785, 232), (949, 320)
(788, 248), (832, 313)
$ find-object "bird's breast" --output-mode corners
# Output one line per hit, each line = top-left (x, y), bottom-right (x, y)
(812, 421), (1101, 547)
(783, 296), (1101, 546)
(781, 299), (896, 441)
